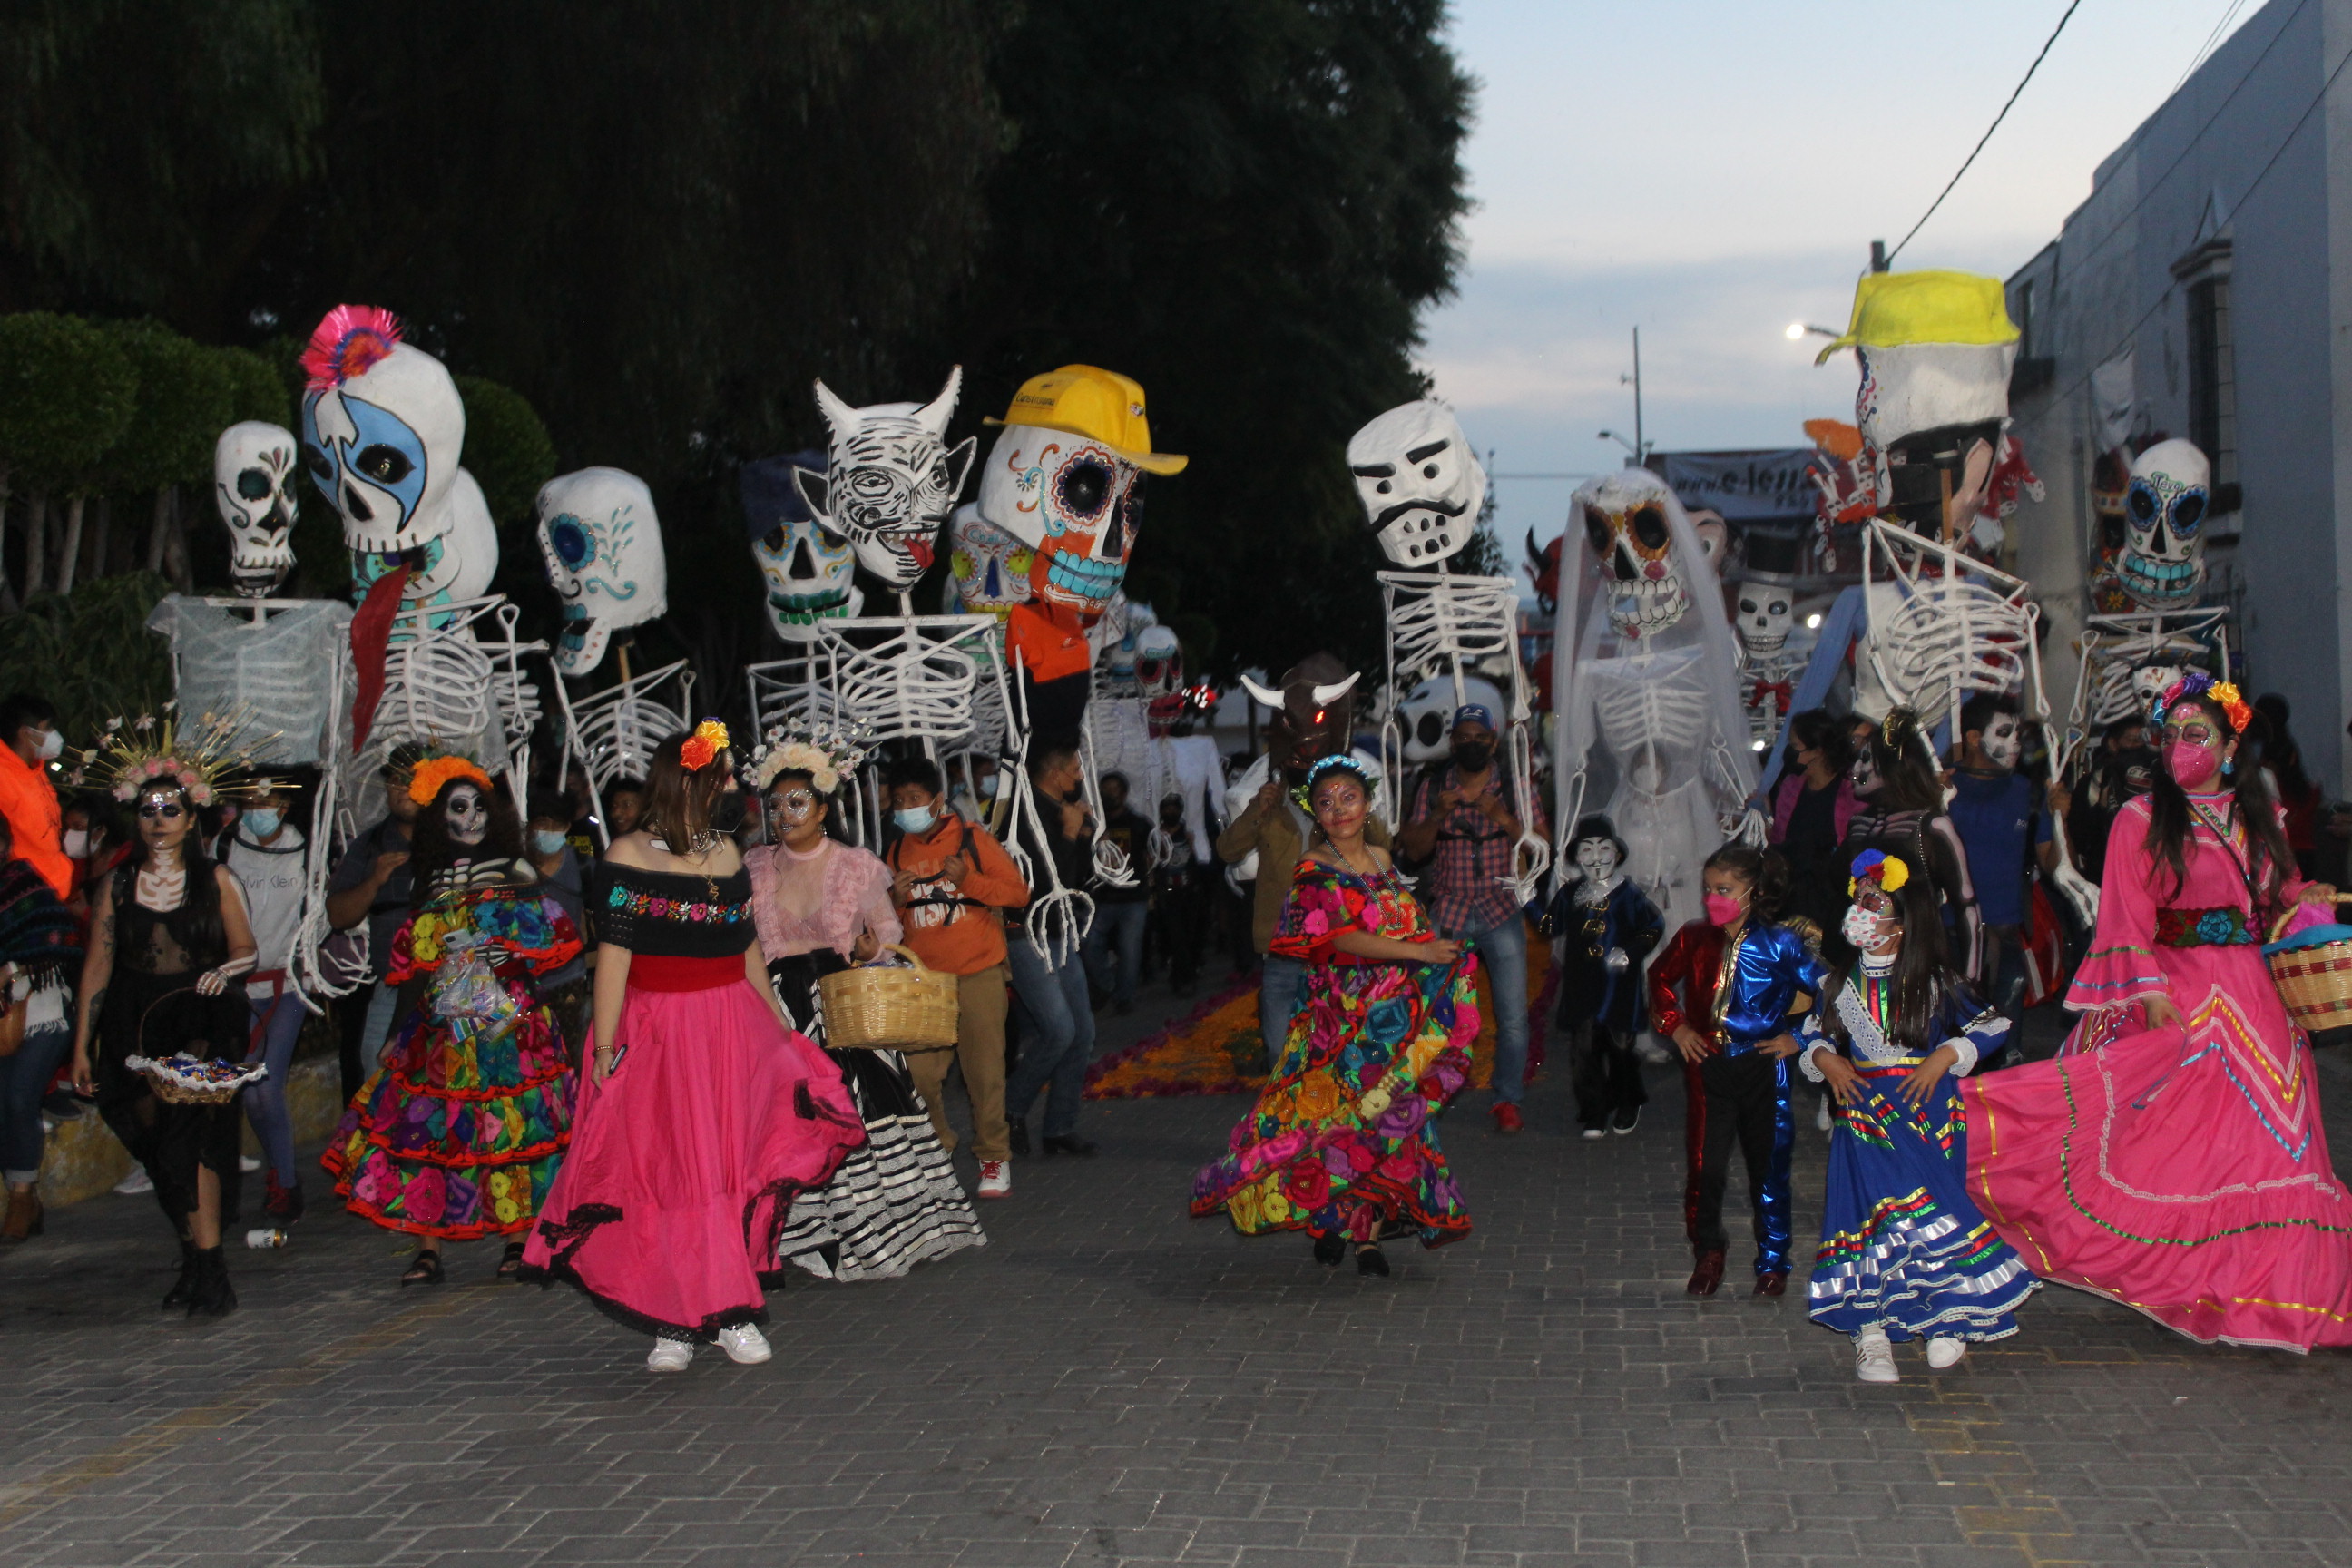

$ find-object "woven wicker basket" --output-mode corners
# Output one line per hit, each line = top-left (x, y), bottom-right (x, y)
(124, 1054), (265, 1106)
(2269, 918), (2352, 1033)
(819, 944), (959, 1051)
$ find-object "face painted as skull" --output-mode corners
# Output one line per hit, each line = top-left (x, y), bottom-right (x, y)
(1979, 713), (2022, 770)
(1734, 586), (1793, 655)
(534, 467), (669, 675)
(214, 422), (298, 596)
(793, 372), (975, 593)
(1345, 400), (1486, 567)
(1574, 470), (1690, 639)
(977, 426), (1142, 614)
(1849, 745), (1881, 799)
(2120, 438), (2211, 610)
(446, 783), (489, 847)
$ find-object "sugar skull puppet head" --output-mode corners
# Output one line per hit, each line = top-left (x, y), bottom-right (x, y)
(1733, 583), (1794, 656)
(791, 369), (975, 593)
(976, 365), (1186, 616)
(213, 421), (298, 596)
(1346, 400), (1486, 568)
(945, 504), (1034, 619)
(299, 306), (466, 566)
(349, 466), (495, 610)
(1572, 468), (1723, 641)
(2119, 438), (2210, 610)
(742, 452), (861, 642)
(534, 467), (670, 675)
(1135, 624), (1183, 700)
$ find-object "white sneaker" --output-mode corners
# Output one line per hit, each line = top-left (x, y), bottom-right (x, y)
(1581, 1127), (1608, 1141)
(238, 1155), (262, 1173)
(1854, 1328), (1899, 1384)
(1816, 1097), (1834, 1132)
(646, 1338), (693, 1374)
(715, 1324), (771, 1366)
(113, 1168), (154, 1195)
(1926, 1335), (1967, 1370)
(977, 1160), (1012, 1199)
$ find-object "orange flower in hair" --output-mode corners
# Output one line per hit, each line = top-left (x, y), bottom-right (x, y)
(2210, 681), (2252, 736)
(679, 719), (730, 772)
(407, 755), (494, 807)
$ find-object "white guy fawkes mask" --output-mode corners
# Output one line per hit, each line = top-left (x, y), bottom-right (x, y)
(1735, 584), (1793, 655)
(976, 424), (1142, 613)
(1574, 836), (1622, 886)
(534, 467), (670, 675)
(1980, 712), (2022, 770)
(1346, 400), (1486, 567)
(1574, 468), (1691, 640)
(945, 505), (1034, 618)
(446, 783), (489, 846)
(2120, 438), (2211, 610)
(214, 421), (298, 596)
(299, 306), (466, 563)
(792, 370), (975, 593)
(743, 452), (860, 642)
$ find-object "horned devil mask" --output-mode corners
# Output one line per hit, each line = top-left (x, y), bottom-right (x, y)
(534, 466), (670, 675)
(1347, 400), (1486, 567)
(792, 370), (975, 593)
(1240, 653), (1362, 773)
(2120, 438), (2211, 610)
(214, 421), (299, 596)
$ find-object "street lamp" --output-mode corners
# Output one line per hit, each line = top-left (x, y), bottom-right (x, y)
(1786, 322), (1841, 341)
(1598, 429), (1651, 464)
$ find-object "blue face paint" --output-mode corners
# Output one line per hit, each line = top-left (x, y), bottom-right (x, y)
(303, 389), (429, 534)
(549, 513), (594, 570)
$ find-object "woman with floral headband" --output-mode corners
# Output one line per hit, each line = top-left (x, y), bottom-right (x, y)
(325, 755), (583, 1287)
(1191, 753), (1478, 1277)
(745, 729), (985, 1282)
(1963, 673), (2352, 1351)
(520, 723), (863, 1374)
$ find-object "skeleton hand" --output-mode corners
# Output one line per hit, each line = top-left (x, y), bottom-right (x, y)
(195, 966), (233, 997)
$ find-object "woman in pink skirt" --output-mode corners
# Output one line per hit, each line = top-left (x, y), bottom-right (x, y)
(521, 723), (864, 1373)
(1964, 674), (2352, 1351)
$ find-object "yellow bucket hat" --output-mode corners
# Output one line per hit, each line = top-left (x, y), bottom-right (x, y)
(985, 364), (1189, 475)
(1814, 270), (2019, 366)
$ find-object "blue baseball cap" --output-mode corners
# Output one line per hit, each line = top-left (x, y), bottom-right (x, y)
(1451, 703), (1496, 732)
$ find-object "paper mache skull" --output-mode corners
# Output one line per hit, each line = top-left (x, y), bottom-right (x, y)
(945, 504), (1034, 618)
(1135, 624), (1183, 699)
(1733, 582), (1795, 656)
(299, 306), (467, 574)
(1347, 400), (1486, 567)
(743, 452), (860, 642)
(213, 421), (299, 596)
(2118, 438), (2210, 610)
(534, 466), (670, 675)
(1573, 468), (1722, 641)
(1395, 672), (1507, 766)
(791, 370), (975, 593)
(348, 466), (495, 609)
(976, 365), (1185, 617)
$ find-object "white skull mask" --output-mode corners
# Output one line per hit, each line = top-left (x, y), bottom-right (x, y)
(1849, 743), (1881, 798)
(1135, 624), (1182, 699)
(1734, 585), (1794, 655)
(792, 370), (975, 592)
(445, 783), (489, 846)
(1574, 469), (1691, 640)
(2120, 438), (2211, 610)
(743, 453), (861, 642)
(1978, 712), (2022, 769)
(298, 306), (465, 563)
(945, 505), (1033, 618)
(213, 421), (298, 596)
(1346, 400), (1486, 567)
(2132, 663), (2190, 720)
(976, 425), (1142, 613)
(351, 467), (495, 612)
(534, 467), (670, 675)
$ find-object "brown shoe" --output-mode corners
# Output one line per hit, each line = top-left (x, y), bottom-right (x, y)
(1, 1186), (42, 1243)
(1754, 1271), (1788, 1298)
(1686, 1249), (1726, 1296)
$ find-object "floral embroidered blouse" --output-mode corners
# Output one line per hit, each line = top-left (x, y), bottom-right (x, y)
(744, 840), (903, 961)
(590, 864), (755, 957)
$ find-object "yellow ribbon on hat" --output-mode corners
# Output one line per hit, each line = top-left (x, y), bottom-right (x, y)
(1815, 270), (2019, 365)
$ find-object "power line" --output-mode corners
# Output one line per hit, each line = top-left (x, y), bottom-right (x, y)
(2172, 0), (2253, 95)
(1886, 0), (2085, 265)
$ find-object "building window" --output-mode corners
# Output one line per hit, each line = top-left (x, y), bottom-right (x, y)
(2175, 240), (2236, 486)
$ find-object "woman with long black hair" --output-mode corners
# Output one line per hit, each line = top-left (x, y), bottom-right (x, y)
(1963, 674), (2352, 1351)
(1838, 708), (1981, 979)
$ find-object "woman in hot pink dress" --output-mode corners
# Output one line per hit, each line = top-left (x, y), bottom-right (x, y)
(1963, 675), (2352, 1351)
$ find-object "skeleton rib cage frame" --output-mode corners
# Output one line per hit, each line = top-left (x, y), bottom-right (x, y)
(2062, 606), (2230, 779)
(554, 656), (696, 849)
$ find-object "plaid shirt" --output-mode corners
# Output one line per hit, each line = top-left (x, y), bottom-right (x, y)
(1409, 766), (1545, 936)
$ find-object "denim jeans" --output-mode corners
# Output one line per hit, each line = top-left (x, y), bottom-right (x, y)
(1004, 936), (1097, 1140)
(1457, 914), (1530, 1105)
(0, 1020), (72, 1184)
(1983, 925), (2031, 1066)
(1259, 954), (1307, 1072)
(1083, 899), (1148, 1007)
(242, 988), (309, 1186)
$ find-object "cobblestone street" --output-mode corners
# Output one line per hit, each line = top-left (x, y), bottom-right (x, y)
(5, 997), (2352, 1568)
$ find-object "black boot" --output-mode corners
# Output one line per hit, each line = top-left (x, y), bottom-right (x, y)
(186, 1246), (237, 1318)
(162, 1238), (199, 1311)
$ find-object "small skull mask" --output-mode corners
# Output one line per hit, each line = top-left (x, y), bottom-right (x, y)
(298, 306), (466, 560)
(946, 505), (1034, 618)
(1734, 585), (1794, 656)
(446, 782), (489, 846)
(534, 467), (670, 675)
(1135, 625), (1183, 700)
(1574, 469), (1690, 640)
(742, 452), (859, 642)
(1346, 400), (1485, 567)
(792, 370), (975, 593)
(977, 425), (1142, 614)
(2120, 438), (2210, 610)
(213, 421), (298, 596)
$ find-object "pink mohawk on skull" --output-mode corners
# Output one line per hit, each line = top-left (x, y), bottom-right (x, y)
(300, 304), (404, 390)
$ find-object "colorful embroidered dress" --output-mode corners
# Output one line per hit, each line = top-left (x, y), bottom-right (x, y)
(1191, 858), (1479, 1246)
(324, 862), (581, 1240)
(1963, 790), (2352, 1350)
(1799, 963), (2036, 1341)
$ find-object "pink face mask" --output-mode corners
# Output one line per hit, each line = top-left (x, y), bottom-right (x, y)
(1703, 892), (1746, 927)
(2166, 737), (2224, 789)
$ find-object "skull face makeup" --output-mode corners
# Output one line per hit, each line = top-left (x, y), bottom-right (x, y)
(1849, 745), (1881, 799)
(1734, 584), (1794, 655)
(791, 370), (975, 592)
(742, 452), (861, 642)
(534, 467), (670, 675)
(1979, 711), (2022, 770)
(2119, 438), (2211, 610)
(945, 505), (1034, 619)
(213, 421), (299, 596)
(299, 306), (466, 564)
(1575, 468), (1692, 640)
(445, 783), (489, 846)
(1346, 400), (1486, 567)
(978, 425), (1142, 613)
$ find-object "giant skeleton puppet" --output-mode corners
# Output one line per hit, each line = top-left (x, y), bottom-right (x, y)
(1347, 399), (1549, 897)
(1551, 466), (1757, 940)
(535, 467), (690, 843)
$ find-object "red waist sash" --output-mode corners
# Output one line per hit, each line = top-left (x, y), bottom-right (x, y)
(629, 954), (742, 993)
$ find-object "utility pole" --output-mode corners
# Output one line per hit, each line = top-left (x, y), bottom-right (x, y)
(1631, 327), (1644, 464)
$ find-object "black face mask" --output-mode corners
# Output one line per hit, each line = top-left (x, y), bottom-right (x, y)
(709, 791), (749, 835)
(2112, 747), (2160, 797)
(1454, 742), (1493, 772)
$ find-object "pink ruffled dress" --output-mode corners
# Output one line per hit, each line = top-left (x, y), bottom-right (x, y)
(1962, 791), (2352, 1350)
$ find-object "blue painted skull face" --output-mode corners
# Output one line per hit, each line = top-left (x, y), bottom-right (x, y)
(534, 468), (670, 675)
(2120, 438), (2213, 610)
(302, 389), (431, 548)
(752, 514), (859, 640)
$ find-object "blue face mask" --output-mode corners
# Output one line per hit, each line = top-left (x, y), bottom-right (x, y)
(894, 804), (937, 836)
(243, 808), (283, 838)
(531, 829), (569, 857)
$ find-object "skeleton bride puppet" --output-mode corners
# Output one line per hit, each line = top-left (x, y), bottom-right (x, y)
(1551, 467), (1757, 939)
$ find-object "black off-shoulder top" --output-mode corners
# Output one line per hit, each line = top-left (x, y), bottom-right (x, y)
(591, 864), (755, 957)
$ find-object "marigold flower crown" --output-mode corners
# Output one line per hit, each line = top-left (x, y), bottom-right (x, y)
(406, 754), (494, 807)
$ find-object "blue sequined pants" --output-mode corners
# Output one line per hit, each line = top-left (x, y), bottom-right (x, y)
(1682, 1050), (1794, 1276)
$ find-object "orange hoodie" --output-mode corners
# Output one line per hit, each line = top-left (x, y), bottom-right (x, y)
(0, 746), (72, 899)
(885, 813), (1029, 975)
